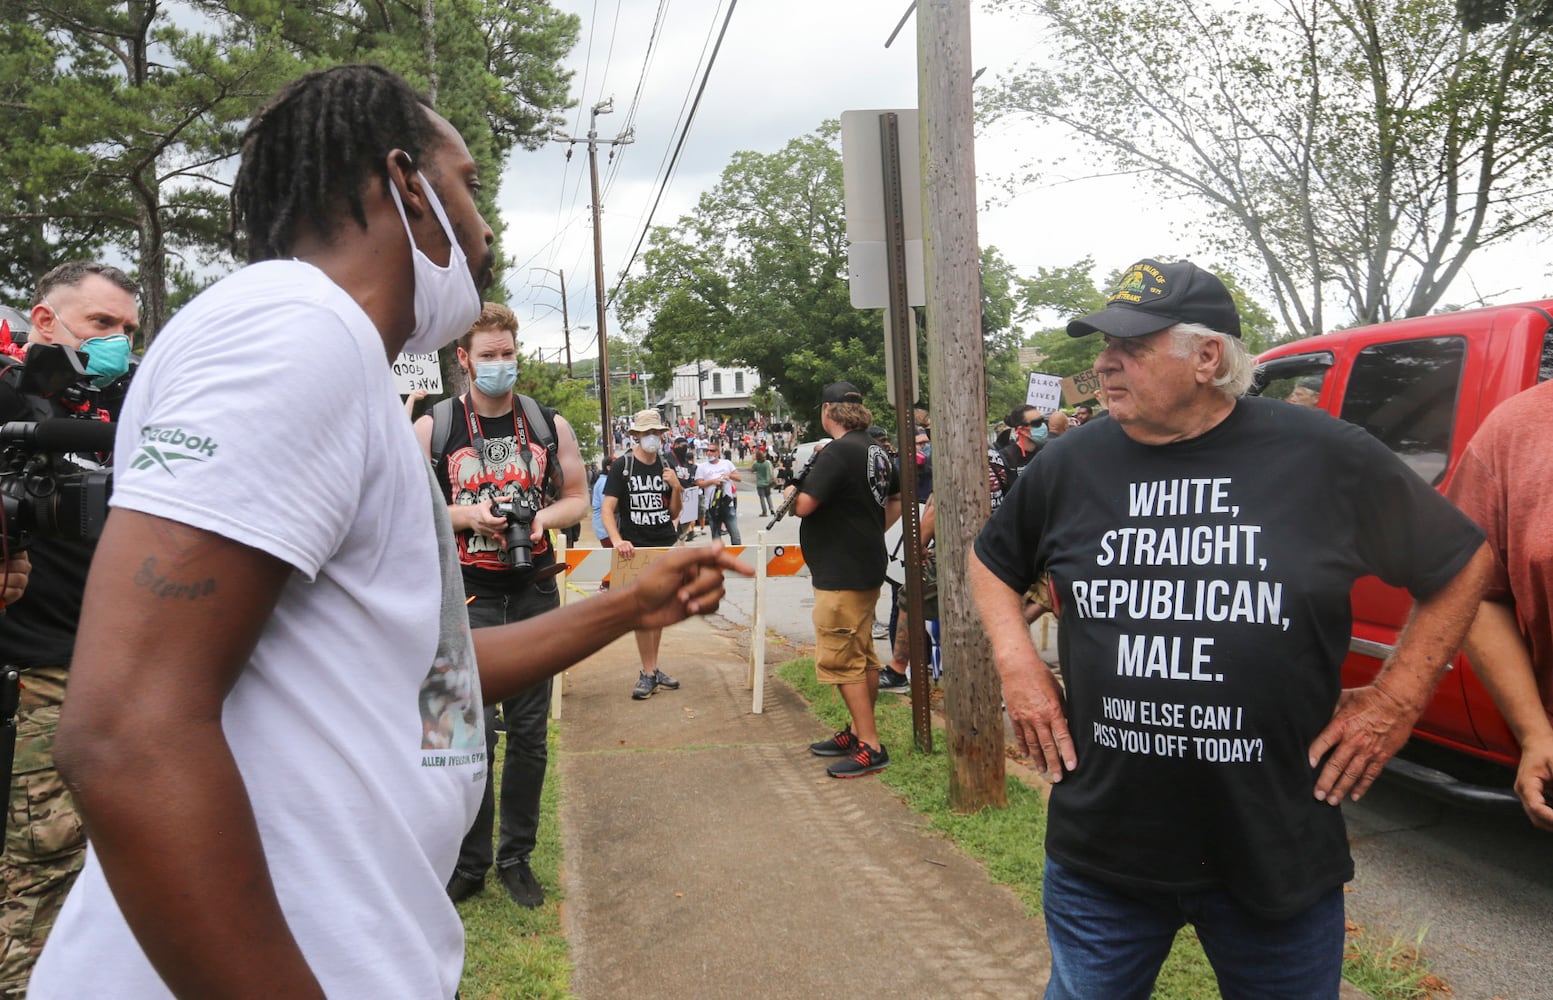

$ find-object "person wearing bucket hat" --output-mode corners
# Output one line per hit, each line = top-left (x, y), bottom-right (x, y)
(602, 410), (686, 700)
(970, 259), (1491, 996)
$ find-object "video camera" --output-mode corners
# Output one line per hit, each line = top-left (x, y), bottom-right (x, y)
(490, 494), (538, 571)
(0, 343), (120, 545)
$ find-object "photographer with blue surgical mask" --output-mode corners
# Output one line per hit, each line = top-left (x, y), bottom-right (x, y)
(412, 301), (588, 910)
(0, 261), (140, 995)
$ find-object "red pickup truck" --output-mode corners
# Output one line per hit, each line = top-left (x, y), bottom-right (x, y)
(1255, 301), (1553, 808)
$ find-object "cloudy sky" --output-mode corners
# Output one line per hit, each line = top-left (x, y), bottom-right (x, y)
(495, 0), (1553, 363)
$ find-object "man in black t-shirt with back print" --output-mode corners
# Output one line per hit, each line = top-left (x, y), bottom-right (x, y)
(787, 382), (900, 778)
(970, 258), (1491, 999)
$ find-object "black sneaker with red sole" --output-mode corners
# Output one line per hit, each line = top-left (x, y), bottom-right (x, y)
(827, 742), (889, 778)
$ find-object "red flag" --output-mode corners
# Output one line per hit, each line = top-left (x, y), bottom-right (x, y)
(0, 318), (21, 360)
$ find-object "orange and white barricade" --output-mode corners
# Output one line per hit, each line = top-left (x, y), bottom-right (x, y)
(750, 530), (807, 715)
(549, 532), (808, 717)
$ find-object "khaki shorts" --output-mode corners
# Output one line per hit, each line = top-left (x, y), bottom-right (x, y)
(812, 587), (882, 685)
(609, 544), (674, 590)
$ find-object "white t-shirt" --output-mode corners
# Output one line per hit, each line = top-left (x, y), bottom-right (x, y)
(696, 458), (737, 496)
(30, 261), (485, 999)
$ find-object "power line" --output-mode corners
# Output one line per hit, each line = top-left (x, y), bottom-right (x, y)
(599, 0), (672, 205)
(615, 0), (726, 262)
(596, 0), (625, 99)
(610, 0), (740, 301)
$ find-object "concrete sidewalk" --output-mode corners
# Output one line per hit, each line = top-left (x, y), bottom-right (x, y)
(556, 613), (1049, 1000)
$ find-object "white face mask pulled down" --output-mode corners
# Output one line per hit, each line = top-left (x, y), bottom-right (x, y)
(388, 171), (482, 355)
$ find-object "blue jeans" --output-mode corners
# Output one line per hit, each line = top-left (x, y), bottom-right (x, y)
(707, 498), (741, 544)
(453, 574), (559, 876)
(1042, 858), (1344, 1000)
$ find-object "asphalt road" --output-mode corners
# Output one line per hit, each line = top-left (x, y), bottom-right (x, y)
(1343, 784), (1552, 1000)
(702, 498), (1553, 1000)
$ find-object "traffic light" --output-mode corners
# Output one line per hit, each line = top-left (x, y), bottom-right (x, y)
(629, 373), (638, 382)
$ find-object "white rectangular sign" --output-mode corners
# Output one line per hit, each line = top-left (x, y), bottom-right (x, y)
(392, 353), (442, 395)
(841, 109), (922, 244)
(1026, 371), (1064, 414)
(841, 109), (926, 309)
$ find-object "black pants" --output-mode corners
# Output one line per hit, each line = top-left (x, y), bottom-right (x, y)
(453, 575), (559, 876)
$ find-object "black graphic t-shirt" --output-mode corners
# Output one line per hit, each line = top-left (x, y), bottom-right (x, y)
(973, 396), (1484, 918)
(434, 397), (555, 596)
(799, 429), (899, 591)
(604, 452), (677, 546)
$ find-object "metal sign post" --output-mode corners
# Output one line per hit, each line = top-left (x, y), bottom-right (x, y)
(878, 112), (931, 754)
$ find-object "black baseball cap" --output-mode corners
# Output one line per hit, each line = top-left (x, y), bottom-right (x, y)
(822, 381), (863, 404)
(1067, 259), (1242, 340)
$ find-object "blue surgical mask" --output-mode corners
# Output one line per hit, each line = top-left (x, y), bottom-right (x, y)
(1027, 424), (1049, 443)
(82, 334), (132, 386)
(473, 360), (518, 396)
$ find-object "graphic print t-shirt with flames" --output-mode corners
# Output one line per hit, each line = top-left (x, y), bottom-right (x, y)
(444, 408), (550, 572)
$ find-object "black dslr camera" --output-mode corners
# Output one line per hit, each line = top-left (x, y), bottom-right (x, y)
(0, 344), (120, 545)
(490, 494), (538, 571)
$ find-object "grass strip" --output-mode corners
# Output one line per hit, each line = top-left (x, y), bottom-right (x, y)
(777, 657), (1437, 1000)
(458, 725), (572, 999)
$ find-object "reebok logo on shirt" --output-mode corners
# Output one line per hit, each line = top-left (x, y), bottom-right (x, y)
(131, 425), (218, 475)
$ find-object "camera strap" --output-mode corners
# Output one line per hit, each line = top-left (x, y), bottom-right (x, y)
(463, 392), (532, 474)
(463, 393), (550, 512)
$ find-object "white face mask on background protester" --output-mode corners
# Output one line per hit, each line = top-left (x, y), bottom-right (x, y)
(389, 170), (482, 354)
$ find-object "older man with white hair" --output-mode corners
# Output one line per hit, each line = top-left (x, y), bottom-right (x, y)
(969, 258), (1492, 999)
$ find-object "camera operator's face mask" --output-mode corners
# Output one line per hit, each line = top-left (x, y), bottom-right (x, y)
(82, 333), (132, 386)
(388, 169), (482, 355)
(473, 360), (518, 396)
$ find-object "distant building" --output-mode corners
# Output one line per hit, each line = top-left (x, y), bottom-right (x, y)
(657, 360), (761, 429)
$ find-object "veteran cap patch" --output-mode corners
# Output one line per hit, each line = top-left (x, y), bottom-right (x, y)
(1067, 258), (1242, 340)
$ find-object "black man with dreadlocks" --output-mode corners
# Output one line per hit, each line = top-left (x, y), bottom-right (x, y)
(29, 64), (748, 999)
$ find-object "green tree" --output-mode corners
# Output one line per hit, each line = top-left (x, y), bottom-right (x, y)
(615, 122), (884, 421)
(1458, 0), (1553, 30)
(1018, 259), (1279, 390)
(618, 124), (1041, 431)
(0, 0), (578, 338)
(982, 0), (1553, 336)
(517, 347), (599, 459)
(978, 246), (1031, 418)
(1014, 257), (1108, 384)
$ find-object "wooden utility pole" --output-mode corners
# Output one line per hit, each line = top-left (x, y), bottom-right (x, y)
(918, 0), (1005, 810)
(588, 130), (611, 449)
(554, 99), (632, 458)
